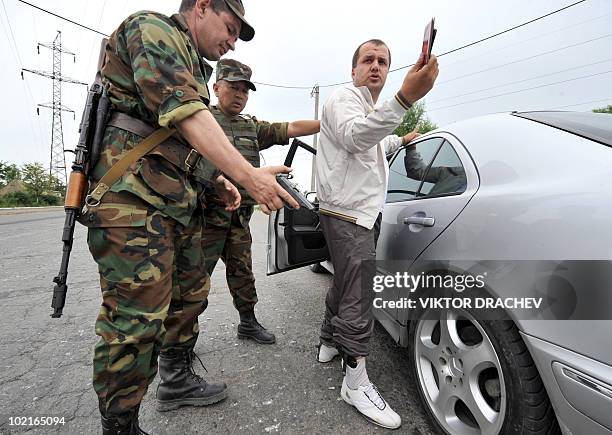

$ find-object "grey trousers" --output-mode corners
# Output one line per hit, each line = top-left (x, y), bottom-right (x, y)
(319, 213), (381, 357)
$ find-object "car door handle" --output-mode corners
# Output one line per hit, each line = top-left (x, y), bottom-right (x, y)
(403, 216), (435, 227)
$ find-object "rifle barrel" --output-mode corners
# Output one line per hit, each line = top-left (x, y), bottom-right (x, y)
(51, 208), (77, 318)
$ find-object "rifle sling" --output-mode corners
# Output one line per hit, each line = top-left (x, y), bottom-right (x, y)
(86, 126), (176, 206)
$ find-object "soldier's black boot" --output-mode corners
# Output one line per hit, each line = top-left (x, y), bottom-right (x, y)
(237, 310), (276, 344)
(101, 406), (148, 434)
(156, 349), (228, 412)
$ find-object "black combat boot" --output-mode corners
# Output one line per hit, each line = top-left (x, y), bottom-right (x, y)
(101, 406), (148, 435)
(237, 310), (276, 344)
(156, 349), (228, 412)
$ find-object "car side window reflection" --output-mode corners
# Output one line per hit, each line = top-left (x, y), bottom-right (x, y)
(411, 140), (467, 198)
(386, 138), (443, 203)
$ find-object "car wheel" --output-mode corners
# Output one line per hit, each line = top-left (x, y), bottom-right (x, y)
(310, 262), (330, 274)
(408, 308), (559, 434)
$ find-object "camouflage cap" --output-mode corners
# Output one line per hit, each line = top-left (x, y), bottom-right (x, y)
(216, 59), (257, 91)
(224, 0), (254, 42)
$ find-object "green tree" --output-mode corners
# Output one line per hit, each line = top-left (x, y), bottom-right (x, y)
(593, 105), (612, 114)
(393, 101), (438, 137)
(46, 174), (66, 196)
(21, 163), (48, 205)
(0, 161), (21, 188)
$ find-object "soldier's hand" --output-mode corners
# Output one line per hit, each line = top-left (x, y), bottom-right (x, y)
(244, 166), (299, 215)
(398, 53), (439, 105)
(214, 175), (241, 211)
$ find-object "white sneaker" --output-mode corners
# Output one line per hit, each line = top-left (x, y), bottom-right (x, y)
(316, 343), (340, 363)
(340, 377), (402, 429)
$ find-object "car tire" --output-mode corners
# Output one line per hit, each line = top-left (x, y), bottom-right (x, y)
(407, 307), (560, 435)
(310, 262), (330, 274)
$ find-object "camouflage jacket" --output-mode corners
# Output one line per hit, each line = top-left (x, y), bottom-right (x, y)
(87, 11), (215, 227)
(209, 105), (289, 205)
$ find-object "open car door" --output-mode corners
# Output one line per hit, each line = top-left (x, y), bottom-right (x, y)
(267, 139), (329, 275)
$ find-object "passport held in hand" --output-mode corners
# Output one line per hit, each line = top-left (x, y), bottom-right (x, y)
(421, 18), (437, 64)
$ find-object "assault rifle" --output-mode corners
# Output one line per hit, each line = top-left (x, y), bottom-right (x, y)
(51, 39), (109, 318)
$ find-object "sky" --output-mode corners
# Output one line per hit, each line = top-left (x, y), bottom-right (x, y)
(1, 0), (611, 189)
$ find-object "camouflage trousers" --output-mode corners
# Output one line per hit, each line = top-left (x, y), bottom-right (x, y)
(202, 205), (257, 313)
(87, 194), (209, 415)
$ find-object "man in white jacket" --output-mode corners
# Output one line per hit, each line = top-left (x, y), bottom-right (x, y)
(315, 39), (438, 429)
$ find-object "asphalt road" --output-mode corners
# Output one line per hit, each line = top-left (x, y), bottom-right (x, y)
(0, 208), (436, 435)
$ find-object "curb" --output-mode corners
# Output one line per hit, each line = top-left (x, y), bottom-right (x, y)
(0, 206), (63, 215)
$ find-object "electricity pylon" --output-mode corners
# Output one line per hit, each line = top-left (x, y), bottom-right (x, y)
(22, 31), (87, 186)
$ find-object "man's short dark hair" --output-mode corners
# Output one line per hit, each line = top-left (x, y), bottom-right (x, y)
(351, 39), (391, 68)
(180, 0), (230, 14)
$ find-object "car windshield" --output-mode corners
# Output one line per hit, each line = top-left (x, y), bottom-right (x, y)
(513, 111), (612, 147)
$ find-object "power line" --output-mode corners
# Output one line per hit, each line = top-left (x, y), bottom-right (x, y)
(28, 5), (46, 149)
(435, 34), (611, 86)
(429, 70), (612, 112)
(85, 0), (109, 74)
(441, 10), (612, 71)
(290, 0), (593, 88)
(391, 0), (590, 74)
(1, 0), (45, 152)
(16, 0), (109, 37)
(429, 58), (612, 104)
(251, 80), (312, 90)
(17, 0), (591, 90)
(29, 1), (38, 48)
(321, 0), (592, 87)
(552, 97), (612, 110)
(2, 0), (24, 65)
(13, 0), (333, 91)
(19, 1), (603, 115)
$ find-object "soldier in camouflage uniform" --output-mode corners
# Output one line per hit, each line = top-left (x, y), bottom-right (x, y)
(82, 1), (299, 433)
(204, 59), (320, 344)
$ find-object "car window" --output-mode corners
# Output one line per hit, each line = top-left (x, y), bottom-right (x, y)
(415, 140), (467, 198)
(386, 138), (443, 203)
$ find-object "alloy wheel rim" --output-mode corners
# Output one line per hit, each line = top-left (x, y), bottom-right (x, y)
(415, 308), (507, 435)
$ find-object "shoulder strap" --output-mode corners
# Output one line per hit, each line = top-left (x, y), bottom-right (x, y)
(85, 127), (176, 207)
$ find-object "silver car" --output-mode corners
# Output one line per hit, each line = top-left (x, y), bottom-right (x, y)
(268, 111), (612, 435)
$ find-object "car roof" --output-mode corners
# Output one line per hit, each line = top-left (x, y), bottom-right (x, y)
(511, 111), (612, 147)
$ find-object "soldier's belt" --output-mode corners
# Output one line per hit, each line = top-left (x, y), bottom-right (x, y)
(107, 112), (203, 173)
(86, 112), (202, 207)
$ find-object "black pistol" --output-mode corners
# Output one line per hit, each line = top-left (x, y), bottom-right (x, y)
(276, 174), (315, 212)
